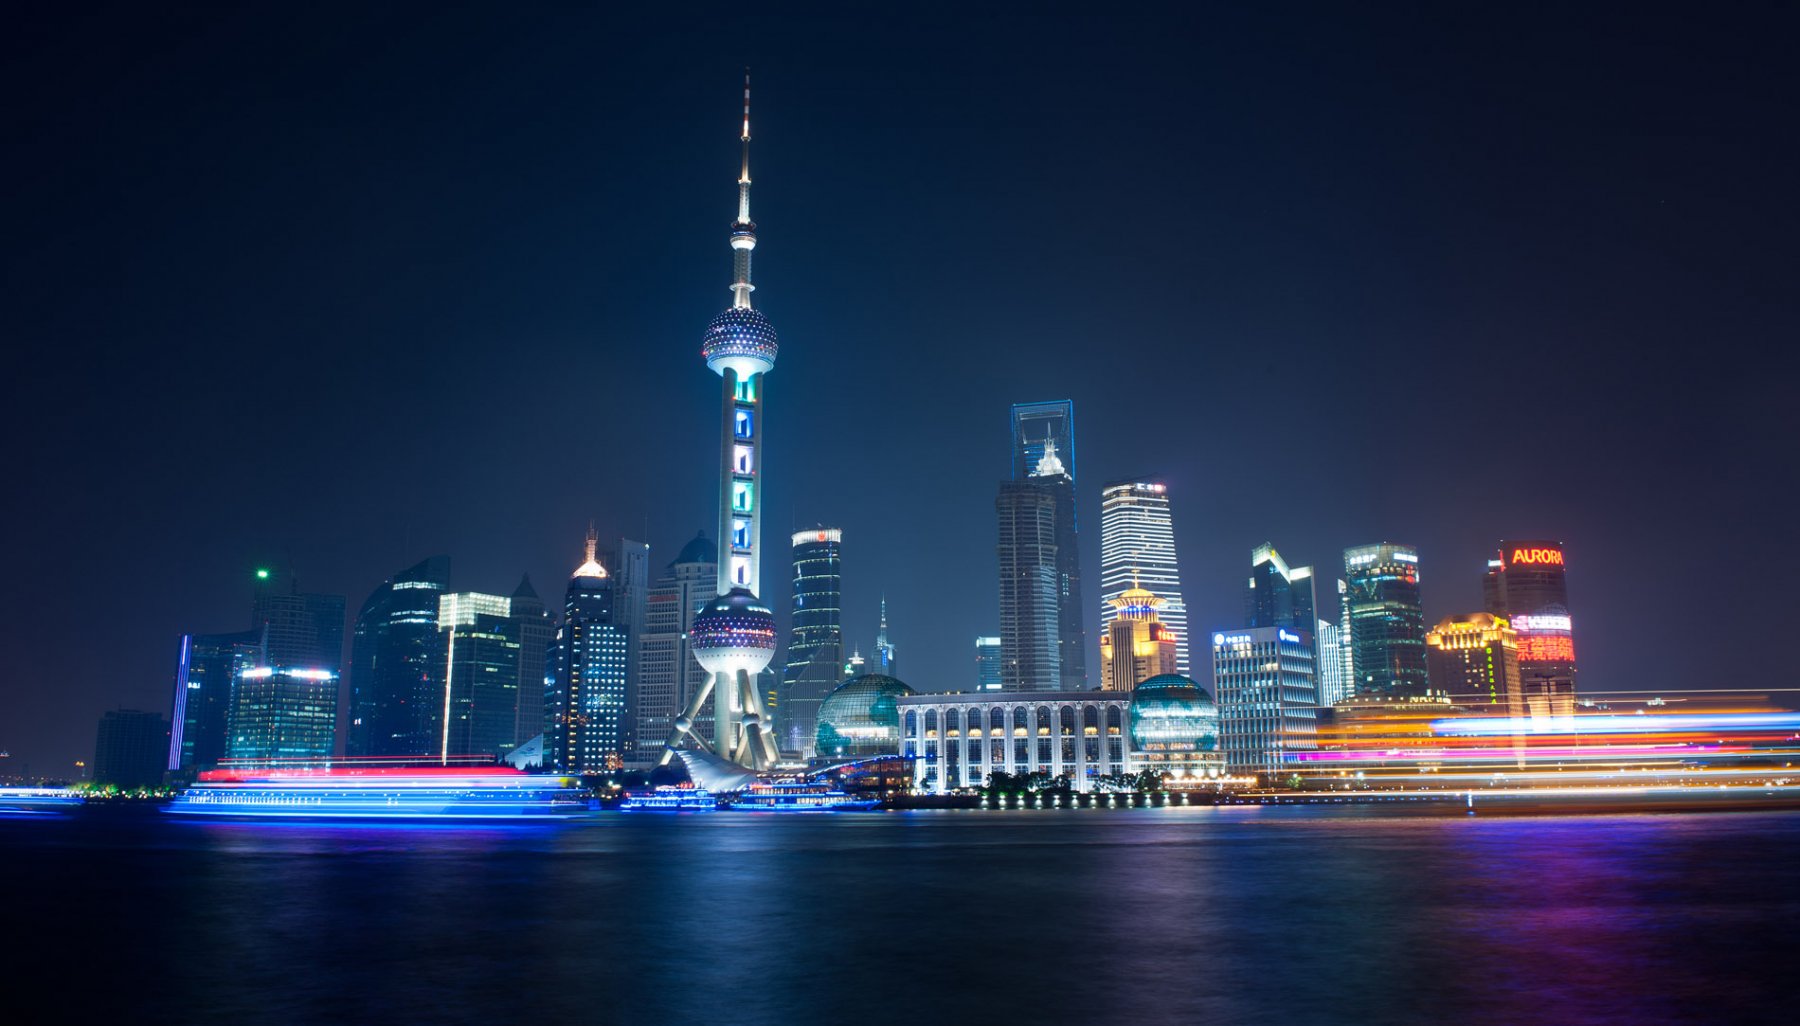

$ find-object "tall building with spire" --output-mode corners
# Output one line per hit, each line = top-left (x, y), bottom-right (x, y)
(663, 75), (782, 771)
(872, 596), (896, 677)
(549, 529), (630, 773)
(1099, 480), (1188, 674)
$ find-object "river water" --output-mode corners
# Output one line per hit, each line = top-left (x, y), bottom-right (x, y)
(5, 806), (1797, 1025)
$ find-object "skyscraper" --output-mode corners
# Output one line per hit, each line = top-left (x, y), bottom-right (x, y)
(94, 710), (169, 790)
(662, 75), (783, 771)
(167, 629), (260, 772)
(1100, 585), (1181, 691)
(1483, 540), (1577, 720)
(1011, 412), (1087, 690)
(1426, 613), (1524, 716)
(780, 527), (844, 757)
(975, 636), (1002, 691)
(549, 530), (630, 773)
(1246, 543), (1317, 631)
(435, 590), (522, 760)
(611, 538), (650, 761)
(1099, 481), (1189, 674)
(635, 532), (717, 767)
(346, 555), (451, 758)
(996, 480), (1061, 691)
(1342, 543), (1431, 699)
(229, 569), (345, 762)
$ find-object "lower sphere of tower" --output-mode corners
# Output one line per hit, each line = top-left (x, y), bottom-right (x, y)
(690, 587), (778, 675)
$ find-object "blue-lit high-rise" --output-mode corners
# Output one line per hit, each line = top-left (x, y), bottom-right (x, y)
(662, 75), (781, 771)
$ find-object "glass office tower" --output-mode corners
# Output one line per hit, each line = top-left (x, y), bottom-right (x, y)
(347, 555), (451, 758)
(780, 527), (845, 756)
(1342, 543), (1431, 699)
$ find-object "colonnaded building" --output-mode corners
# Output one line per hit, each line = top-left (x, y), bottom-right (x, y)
(811, 672), (1226, 793)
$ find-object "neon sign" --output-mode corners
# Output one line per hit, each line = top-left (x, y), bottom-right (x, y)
(1519, 636), (1576, 662)
(1509, 547), (1564, 566)
(1512, 614), (1572, 633)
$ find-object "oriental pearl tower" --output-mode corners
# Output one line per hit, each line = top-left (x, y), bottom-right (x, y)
(661, 73), (782, 771)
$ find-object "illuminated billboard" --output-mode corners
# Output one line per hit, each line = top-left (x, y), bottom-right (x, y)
(1503, 542), (1565, 568)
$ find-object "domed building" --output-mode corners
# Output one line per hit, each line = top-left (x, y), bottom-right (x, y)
(815, 674), (915, 759)
(1128, 674), (1224, 782)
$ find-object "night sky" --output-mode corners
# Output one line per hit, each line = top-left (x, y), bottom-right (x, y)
(5, 5), (1795, 774)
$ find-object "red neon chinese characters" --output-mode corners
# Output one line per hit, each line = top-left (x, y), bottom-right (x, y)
(1518, 636), (1576, 662)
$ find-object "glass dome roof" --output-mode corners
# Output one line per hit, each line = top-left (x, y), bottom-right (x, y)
(1129, 674), (1219, 752)
(815, 673), (915, 758)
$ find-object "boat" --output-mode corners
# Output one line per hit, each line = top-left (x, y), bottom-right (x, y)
(166, 766), (585, 821)
(619, 787), (717, 812)
(0, 787), (84, 817)
(722, 781), (880, 812)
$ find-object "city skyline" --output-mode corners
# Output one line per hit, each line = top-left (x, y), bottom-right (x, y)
(5, 7), (1795, 773)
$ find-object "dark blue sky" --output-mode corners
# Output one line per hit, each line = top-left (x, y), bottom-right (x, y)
(4, 5), (1795, 773)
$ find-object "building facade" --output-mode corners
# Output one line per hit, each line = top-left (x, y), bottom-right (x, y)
(226, 667), (338, 762)
(780, 527), (845, 757)
(996, 481), (1061, 691)
(346, 555), (451, 759)
(898, 690), (1132, 792)
(1211, 626), (1318, 781)
(1099, 480), (1189, 674)
(896, 682), (1224, 793)
(1483, 540), (1576, 720)
(1342, 543), (1431, 699)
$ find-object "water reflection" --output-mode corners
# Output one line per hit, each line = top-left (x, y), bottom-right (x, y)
(5, 808), (1796, 1025)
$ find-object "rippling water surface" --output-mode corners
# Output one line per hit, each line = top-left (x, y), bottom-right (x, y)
(7, 807), (1798, 1025)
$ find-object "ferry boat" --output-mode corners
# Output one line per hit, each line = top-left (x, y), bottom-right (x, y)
(0, 787), (84, 817)
(723, 782), (879, 812)
(619, 787), (717, 812)
(166, 766), (585, 821)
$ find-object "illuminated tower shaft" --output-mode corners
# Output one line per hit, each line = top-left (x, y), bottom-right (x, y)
(662, 73), (781, 771)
